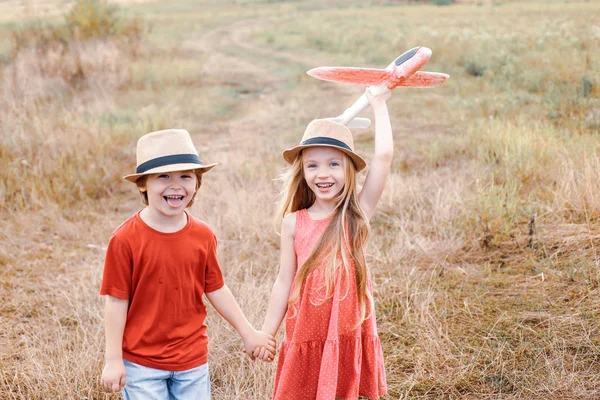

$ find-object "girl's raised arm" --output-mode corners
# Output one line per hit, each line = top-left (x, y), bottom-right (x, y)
(359, 90), (393, 220)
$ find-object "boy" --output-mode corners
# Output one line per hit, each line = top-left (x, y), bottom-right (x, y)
(100, 129), (275, 398)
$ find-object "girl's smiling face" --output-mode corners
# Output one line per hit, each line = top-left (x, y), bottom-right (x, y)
(140, 170), (198, 217)
(302, 147), (346, 203)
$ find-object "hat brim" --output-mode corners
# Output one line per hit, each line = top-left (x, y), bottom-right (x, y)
(283, 144), (366, 172)
(123, 162), (217, 183)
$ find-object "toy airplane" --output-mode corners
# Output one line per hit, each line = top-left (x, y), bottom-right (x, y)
(307, 46), (449, 128)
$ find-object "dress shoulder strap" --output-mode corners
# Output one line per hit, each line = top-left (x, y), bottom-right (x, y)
(293, 208), (308, 236)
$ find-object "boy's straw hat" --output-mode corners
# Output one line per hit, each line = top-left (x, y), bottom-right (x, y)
(283, 119), (366, 172)
(123, 129), (217, 183)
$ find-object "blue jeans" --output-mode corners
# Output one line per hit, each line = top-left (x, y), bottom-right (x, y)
(122, 359), (211, 400)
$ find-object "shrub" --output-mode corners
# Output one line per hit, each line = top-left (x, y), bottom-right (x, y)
(65, 0), (119, 39)
(580, 76), (593, 98)
(464, 57), (487, 77)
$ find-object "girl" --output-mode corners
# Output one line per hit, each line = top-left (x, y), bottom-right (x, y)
(256, 90), (393, 399)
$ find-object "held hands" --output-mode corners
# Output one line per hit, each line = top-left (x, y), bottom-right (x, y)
(242, 329), (277, 363)
(100, 358), (126, 392)
(252, 344), (276, 362)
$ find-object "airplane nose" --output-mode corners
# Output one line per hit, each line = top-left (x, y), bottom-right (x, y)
(394, 47), (432, 67)
(392, 46), (432, 81)
(394, 47), (420, 66)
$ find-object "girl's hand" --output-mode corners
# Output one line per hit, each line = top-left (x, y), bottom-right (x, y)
(365, 87), (391, 108)
(100, 359), (126, 392)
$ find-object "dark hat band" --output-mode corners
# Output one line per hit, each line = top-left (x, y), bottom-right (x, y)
(301, 137), (352, 152)
(136, 154), (202, 174)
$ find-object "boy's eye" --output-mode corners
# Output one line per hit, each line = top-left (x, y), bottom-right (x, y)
(158, 174), (169, 179)
(181, 174), (192, 179)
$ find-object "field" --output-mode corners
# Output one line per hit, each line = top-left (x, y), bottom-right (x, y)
(1, 0), (599, 398)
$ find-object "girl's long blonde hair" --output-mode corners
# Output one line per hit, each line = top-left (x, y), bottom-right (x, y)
(276, 151), (372, 324)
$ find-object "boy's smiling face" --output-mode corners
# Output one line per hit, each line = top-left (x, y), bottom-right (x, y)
(140, 170), (198, 217)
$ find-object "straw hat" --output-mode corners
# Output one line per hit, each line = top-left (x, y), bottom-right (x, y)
(123, 129), (217, 183)
(282, 119), (366, 172)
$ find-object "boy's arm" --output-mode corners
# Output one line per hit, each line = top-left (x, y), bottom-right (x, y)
(359, 89), (394, 220)
(254, 213), (296, 361)
(100, 295), (128, 392)
(205, 285), (276, 358)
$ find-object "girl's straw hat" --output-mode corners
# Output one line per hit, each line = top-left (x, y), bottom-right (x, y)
(123, 129), (217, 183)
(283, 119), (367, 172)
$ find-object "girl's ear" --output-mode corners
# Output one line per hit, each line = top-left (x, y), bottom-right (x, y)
(138, 187), (147, 194)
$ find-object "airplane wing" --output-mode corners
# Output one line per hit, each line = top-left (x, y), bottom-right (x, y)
(399, 71), (449, 87)
(307, 67), (391, 86)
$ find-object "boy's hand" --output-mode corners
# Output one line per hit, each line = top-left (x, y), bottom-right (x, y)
(242, 329), (276, 361)
(100, 359), (126, 392)
(365, 87), (391, 108)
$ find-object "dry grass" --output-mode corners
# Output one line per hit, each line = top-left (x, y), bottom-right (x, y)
(1, 0), (600, 399)
(0, 0), (157, 23)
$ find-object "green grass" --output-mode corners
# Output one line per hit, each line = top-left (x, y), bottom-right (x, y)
(252, 2), (600, 133)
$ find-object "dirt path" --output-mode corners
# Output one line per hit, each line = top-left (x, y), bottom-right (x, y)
(185, 16), (458, 187)
(184, 16), (371, 153)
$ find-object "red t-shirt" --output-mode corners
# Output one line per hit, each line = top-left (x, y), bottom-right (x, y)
(100, 211), (225, 371)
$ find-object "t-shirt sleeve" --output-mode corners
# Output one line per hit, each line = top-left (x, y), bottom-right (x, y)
(100, 234), (133, 299)
(204, 234), (225, 293)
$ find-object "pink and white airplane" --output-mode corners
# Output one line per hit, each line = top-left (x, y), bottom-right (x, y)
(307, 46), (449, 128)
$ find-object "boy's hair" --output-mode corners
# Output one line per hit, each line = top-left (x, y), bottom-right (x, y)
(135, 170), (204, 207)
(276, 150), (372, 325)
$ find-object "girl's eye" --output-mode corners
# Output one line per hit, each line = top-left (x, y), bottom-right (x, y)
(181, 174), (192, 179)
(306, 164), (316, 169)
(158, 174), (169, 179)
(330, 162), (340, 167)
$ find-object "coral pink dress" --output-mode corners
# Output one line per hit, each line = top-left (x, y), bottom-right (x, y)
(272, 209), (387, 400)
